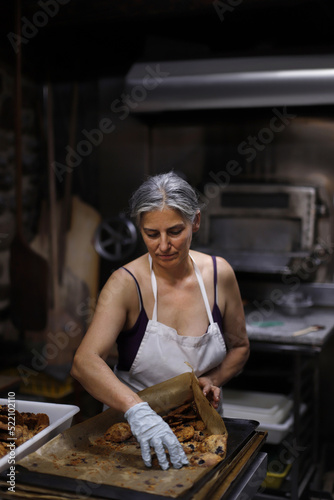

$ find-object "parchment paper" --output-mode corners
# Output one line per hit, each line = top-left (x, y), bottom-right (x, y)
(18, 372), (228, 498)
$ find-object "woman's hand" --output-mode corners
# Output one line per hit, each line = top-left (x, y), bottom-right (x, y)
(198, 376), (221, 410)
(125, 402), (189, 470)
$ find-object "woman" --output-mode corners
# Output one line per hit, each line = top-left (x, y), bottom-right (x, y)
(71, 171), (249, 471)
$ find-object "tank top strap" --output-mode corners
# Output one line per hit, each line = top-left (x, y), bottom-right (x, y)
(121, 266), (143, 310)
(212, 255), (219, 303)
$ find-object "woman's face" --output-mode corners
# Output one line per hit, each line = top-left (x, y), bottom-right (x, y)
(140, 207), (200, 267)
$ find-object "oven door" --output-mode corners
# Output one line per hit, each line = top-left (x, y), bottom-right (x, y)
(196, 184), (317, 274)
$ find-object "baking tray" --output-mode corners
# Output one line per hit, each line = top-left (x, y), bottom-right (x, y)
(1, 418), (259, 500)
(0, 399), (79, 473)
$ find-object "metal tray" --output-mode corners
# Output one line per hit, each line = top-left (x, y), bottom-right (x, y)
(0, 399), (79, 473)
(1, 418), (259, 500)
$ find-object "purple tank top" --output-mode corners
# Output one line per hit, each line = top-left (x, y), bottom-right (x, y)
(116, 256), (224, 371)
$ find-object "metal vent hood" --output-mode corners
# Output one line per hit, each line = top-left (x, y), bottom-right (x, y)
(124, 54), (334, 112)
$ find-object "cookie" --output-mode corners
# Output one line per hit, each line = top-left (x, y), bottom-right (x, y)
(193, 420), (206, 431)
(0, 442), (8, 459)
(182, 441), (199, 454)
(200, 434), (227, 456)
(104, 422), (132, 443)
(163, 402), (198, 424)
(173, 423), (195, 442)
(193, 430), (206, 442)
(167, 402), (194, 416)
(189, 452), (223, 467)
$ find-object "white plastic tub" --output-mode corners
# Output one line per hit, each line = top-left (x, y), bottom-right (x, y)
(222, 389), (293, 425)
(258, 404), (306, 444)
(258, 413), (293, 444)
(0, 398), (79, 472)
(222, 390), (307, 444)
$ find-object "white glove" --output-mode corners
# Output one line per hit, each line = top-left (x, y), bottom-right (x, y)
(125, 402), (189, 470)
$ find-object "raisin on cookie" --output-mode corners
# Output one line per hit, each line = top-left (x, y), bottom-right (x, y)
(182, 441), (199, 454)
(200, 434), (227, 457)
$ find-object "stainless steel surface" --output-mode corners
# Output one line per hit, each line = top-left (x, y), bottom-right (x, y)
(125, 55), (334, 112)
(224, 452), (268, 500)
(201, 184), (317, 248)
(272, 291), (314, 316)
(240, 282), (334, 307)
(245, 305), (334, 347)
(195, 183), (322, 275)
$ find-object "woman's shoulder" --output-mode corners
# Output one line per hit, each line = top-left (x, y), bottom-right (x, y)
(190, 249), (212, 265)
(98, 255), (148, 310)
(191, 250), (236, 284)
(107, 254), (149, 292)
(215, 255), (235, 272)
(213, 256), (237, 286)
(190, 250), (233, 271)
(121, 253), (149, 277)
(103, 254), (146, 289)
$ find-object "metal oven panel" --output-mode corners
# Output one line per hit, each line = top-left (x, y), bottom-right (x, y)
(198, 184), (317, 274)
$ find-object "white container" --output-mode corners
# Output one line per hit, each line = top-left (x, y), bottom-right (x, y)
(0, 398), (79, 472)
(222, 389), (293, 425)
(258, 413), (293, 444)
(258, 403), (307, 444)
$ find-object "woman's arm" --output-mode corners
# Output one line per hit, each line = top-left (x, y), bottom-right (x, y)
(71, 267), (189, 470)
(198, 257), (249, 406)
(71, 268), (143, 413)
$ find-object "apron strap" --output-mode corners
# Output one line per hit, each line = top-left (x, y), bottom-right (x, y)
(148, 254), (214, 325)
(190, 255), (215, 325)
(149, 254), (158, 321)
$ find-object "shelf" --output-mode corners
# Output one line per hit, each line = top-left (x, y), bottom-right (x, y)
(232, 346), (320, 498)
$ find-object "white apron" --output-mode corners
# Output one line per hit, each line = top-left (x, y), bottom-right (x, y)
(114, 255), (226, 413)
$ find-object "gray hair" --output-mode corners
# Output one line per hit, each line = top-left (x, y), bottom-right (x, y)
(129, 172), (201, 225)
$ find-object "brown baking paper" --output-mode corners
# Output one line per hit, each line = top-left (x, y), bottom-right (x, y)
(18, 371), (227, 498)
